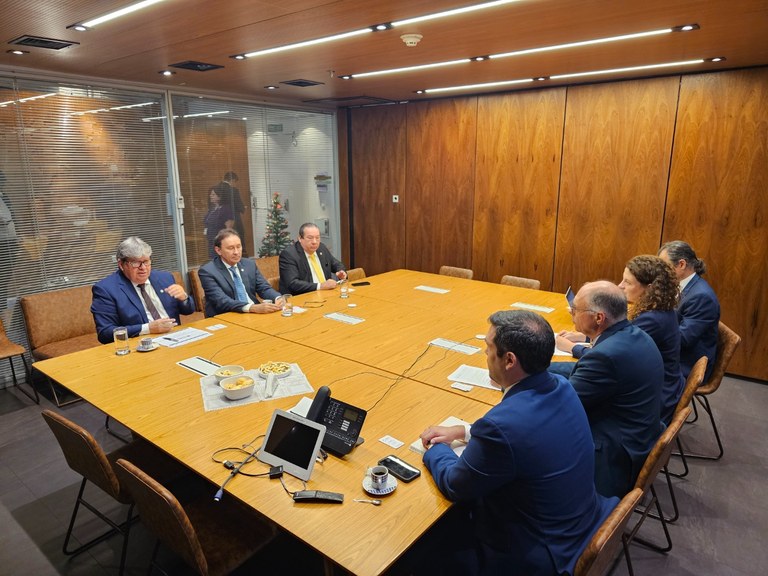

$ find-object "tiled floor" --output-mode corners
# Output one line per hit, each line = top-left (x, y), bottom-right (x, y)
(1, 375), (767, 575)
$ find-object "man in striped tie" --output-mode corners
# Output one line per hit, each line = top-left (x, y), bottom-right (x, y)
(279, 223), (347, 296)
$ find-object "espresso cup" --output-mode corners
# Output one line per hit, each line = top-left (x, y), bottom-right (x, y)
(139, 337), (154, 349)
(369, 465), (389, 489)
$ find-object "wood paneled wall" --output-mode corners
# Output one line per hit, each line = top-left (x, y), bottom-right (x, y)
(664, 69), (768, 377)
(346, 67), (768, 380)
(405, 99), (478, 273)
(554, 77), (679, 290)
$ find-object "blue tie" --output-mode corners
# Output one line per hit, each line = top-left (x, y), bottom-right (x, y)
(230, 266), (247, 302)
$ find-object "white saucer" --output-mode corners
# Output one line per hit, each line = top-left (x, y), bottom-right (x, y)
(362, 475), (397, 496)
(136, 343), (159, 352)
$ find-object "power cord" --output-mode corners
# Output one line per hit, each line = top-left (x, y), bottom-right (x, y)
(211, 434), (265, 501)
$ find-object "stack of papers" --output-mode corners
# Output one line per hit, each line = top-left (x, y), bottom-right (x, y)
(155, 327), (212, 348)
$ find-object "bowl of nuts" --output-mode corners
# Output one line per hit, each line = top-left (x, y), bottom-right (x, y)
(220, 375), (255, 400)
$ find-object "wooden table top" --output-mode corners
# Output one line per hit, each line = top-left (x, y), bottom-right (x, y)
(223, 269), (576, 406)
(34, 317), (489, 576)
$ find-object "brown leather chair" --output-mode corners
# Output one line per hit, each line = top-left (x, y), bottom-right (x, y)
(686, 321), (741, 461)
(627, 406), (692, 553)
(115, 458), (277, 576)
(188, 267), (206, 315)
(346, 267), (366, 282)
(574, 488), (644, 576)
(668, 356), (708, 480)
(439, 265), (473, 279)
(500, 274), (541, 290)
(42, 410), (186, 575)
(0, 318), (37, 403)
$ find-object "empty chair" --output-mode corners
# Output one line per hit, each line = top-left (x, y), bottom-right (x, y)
(627, 406), (692, 553)
(188, 267), (206, 316)
(574, 488), (644, 576)
(115, 458), (277, 576)
(439, 265), (473, 279)
(42, 410), (186, 575)
(346, 267), (366, 282)
(500, 275), (541, 290)
(1, 318), (38, 403)
(685, 321), (741, 461)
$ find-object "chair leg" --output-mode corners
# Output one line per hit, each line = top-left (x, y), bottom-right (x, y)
(621, 534), (635, 576)
(688, 398), (700, 423)
(8, 354), (39, 404)
(668, 436), (691, 478)
(679, 395), (724, 461)
(105, 415), (132, 443)
(646, 464), (680, 523)
(629, 485), (673, 553)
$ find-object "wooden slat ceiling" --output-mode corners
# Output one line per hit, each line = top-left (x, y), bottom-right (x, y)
(1, 0), (767, 107)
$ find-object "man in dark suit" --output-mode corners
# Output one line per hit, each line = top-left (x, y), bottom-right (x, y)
(659, 240), (720, 380)
(199, 229), (283, 317)
(567, 280), (664, 498)
(416, 310), (616, 576)
(91, 237), (195, 344)
(279, 223), (346, 295)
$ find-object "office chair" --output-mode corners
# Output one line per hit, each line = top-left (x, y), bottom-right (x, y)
(500, 275), (541, 290)
(0, 318), (38, 403)
(668, 356), (707, 479)
(439, 265), (473, 279)
(346, 267), (366, 282)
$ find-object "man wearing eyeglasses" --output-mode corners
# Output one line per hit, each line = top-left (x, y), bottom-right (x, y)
(91, 236), (195, 344)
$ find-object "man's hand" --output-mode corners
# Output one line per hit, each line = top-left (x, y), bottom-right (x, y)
(163, 283), (188, 301)
(149, 318), (177, 333)
(336, 270), (348, 281)
(557, 330), (586, 343)
(419, 425), (466, 449)
(555, 334), (577, 353)
(320, 279), (338, 290)
(248, 302), (282, 314)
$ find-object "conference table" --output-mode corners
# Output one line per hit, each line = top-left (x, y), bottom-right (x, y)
(33, 269), (577, 575)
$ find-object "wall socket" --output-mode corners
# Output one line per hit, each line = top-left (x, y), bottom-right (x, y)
(392, 195), (399, 203)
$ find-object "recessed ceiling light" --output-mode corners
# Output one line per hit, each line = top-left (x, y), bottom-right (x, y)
(7, 50), (28, 55)
(426, 78), (534, 94)
(232, 54), (246, 60)
(550, 58), (705, 80)
(69, 0), (166, 29)
(392, 0), (524, 27)
(159, 70), (175, 76)
(265, 85), (278, 90)
(67, 24), (88, 32)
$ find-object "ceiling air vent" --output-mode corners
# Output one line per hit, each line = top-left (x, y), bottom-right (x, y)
(169, 61), (224, 72)
(9, 35), (79, 50)
(280, 79), (325, 88)
(304, 96), (398, 107)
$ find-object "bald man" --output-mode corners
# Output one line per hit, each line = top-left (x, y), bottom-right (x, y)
(566, 281), (664, 498)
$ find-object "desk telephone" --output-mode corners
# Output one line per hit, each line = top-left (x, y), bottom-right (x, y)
(307, 386), (366, 456)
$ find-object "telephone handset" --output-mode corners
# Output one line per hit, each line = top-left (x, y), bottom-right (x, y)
(307, 386), (367, 456)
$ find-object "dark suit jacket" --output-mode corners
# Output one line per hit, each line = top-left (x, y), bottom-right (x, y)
(569, 319), (664, 498)
(678, 274), (720, 381)
(91, 270), (195, 344)
(198, 256), (280, 317)
(633, 310), (685, 424)
(278, 241), (345, 295)
(423, 371), (616, 576)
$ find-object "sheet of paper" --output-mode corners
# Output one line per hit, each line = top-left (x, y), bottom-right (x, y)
(510, 302), (555, 313)
(177, 356), (221, 375)
(414, 285), (450, 294)
(447, 364), (498, 390)
(410, 416), (470, 456)
(430, 338), (480, 355)
(324, 312), (365, 325)
(155, 327), (213, 348)
(379, 435), (404, 449)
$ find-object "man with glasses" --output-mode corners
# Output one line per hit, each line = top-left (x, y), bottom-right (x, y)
(564, 280), (663, 498)
(279, 222), (346, 296)
(91, 236), (195, 344)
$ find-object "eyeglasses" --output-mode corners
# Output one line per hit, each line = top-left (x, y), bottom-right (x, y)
(125, 259), (151, 269)
(568, 306), (595, 316)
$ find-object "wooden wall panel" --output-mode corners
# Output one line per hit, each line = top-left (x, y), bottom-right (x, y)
(405, 99), (478, 273)
(554, 77), (680, 292)
(337, 111), (350, 263)
(349, 105), (407, 275)
(664, 69), (768, 379)
(473, 88), (566, 287)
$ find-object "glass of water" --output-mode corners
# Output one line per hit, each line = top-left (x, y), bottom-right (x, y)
(113, 326), (130, 355)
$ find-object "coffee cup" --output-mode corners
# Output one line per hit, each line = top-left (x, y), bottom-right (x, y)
(369, 465), (389, 489)
(139, 337), (154, 349)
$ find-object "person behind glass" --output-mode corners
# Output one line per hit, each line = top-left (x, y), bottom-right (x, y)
(91, 237), (195, 344)
(203, 185), (234, 258)
(0, 170), (19, 314)
(198, 228), (284, 317)
(220, 172), (246, 247)
(278, 223), (346, 295)
(412, 310), (616, 576)
(658, 240), (721, 381)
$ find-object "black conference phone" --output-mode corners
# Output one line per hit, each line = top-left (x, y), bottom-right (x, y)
(306, 386), (366, 456)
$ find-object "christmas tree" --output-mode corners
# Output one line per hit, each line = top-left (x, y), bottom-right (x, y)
(258, 192), (293, 256)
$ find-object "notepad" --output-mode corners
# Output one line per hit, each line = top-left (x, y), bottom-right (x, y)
(430, 338), (480, 355)
(324, 312), (365, 325)
(414, 285), (450, 294)
(510, 302), (555, 313)
(447, 365), (498, 390)
(409, 416), (470, 456)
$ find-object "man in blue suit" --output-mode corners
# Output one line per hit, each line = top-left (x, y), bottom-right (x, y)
(659, 240), (720, 381)
(199, 229), (284, 317)
(92, 237), (196, 344)
(416, 310), (616, 576)
(568, 281), (664, 498)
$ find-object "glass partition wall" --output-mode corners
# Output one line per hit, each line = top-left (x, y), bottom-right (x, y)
(0, 74), (338, 389)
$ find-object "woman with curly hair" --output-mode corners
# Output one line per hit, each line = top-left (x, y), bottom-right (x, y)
(619, 255), (684, 423)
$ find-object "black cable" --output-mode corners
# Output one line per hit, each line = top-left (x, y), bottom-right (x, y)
(212, 434), (265, 501)
(278, 475), (307, 497)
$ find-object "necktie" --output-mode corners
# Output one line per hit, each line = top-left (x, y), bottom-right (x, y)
(309, 252), (326, 283)
(138, 283), (161, 320)
(231, 266), (248, 302)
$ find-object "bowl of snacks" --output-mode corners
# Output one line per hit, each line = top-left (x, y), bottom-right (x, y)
(257, 361), (292, 379)
(220, 375), (255, 400)
(214, 365), (244, 383)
